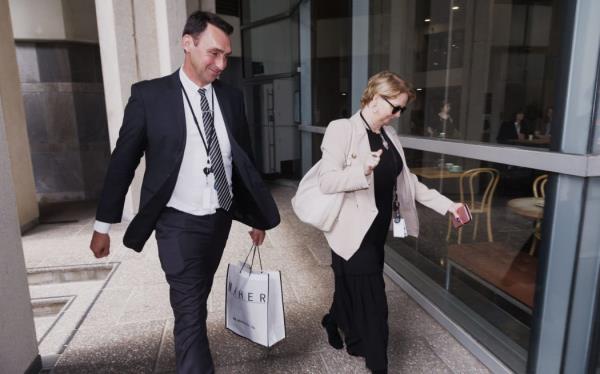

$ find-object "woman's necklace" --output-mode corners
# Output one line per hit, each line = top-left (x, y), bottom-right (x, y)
(360, 111), (388, 150)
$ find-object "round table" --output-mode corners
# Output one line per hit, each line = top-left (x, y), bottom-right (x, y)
(507, 197), (544, 220)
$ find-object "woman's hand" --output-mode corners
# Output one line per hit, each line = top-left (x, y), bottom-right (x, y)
(364, 149), (383, 175)
(447, 202), (464, 218)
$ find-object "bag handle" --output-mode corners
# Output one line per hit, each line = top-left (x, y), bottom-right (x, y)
(240, 244), (264, 274)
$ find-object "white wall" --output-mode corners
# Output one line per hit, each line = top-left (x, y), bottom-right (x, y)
(0, 1), (40, 371)
(2, 0), (39, 228)
(9, 0), (98, 42)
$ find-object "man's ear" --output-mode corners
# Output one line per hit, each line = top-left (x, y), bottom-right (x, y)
(182, 35), (192, 53)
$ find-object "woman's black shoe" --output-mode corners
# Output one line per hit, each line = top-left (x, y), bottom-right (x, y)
(346, 346), (364, 357)
(321, 314), (343, 349)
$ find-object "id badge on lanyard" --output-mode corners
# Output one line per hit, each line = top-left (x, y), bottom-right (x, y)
(202, 172), (215, 209)
(393, 212), (407, 238)
(392, 184), (407, 238)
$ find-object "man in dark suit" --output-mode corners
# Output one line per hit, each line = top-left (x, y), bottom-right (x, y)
(89, 11), (280, 373)
(496, 110), (533, 144)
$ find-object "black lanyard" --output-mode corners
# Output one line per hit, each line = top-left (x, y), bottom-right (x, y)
(359, 110), (399, 173)
(180, 82), (215, 175)
(360, 111), (401, 217)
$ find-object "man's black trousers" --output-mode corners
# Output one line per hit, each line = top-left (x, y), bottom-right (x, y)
(155, 207), (232, 374)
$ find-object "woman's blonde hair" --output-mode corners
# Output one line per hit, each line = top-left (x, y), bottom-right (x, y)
(360, 71), (416, 108)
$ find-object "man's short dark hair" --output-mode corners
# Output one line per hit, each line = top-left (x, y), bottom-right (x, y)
(182, 11), (233, 39)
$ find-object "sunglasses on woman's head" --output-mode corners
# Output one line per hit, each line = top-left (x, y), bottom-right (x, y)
(382, 96), (406, 115)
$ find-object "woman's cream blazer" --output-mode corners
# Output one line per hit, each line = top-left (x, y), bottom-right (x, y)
(318, 111), (453, 260)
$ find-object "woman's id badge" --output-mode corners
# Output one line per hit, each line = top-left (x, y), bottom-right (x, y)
(393, 216), (407, 238)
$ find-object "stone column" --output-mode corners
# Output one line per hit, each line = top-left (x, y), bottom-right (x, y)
(94, 0), (186, 220)
(0, 3), (40, 373)
(0, 0), (39, 230)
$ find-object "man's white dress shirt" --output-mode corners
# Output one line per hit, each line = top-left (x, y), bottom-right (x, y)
(94, 68), (233, 234)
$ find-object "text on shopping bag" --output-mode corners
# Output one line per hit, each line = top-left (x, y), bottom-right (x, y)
(228, 280), (267, 303)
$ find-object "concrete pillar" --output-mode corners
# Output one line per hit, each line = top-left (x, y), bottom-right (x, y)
(0, 0), (39, 230)
(0, 2), (40, 373)
(94, 0), (186, 219)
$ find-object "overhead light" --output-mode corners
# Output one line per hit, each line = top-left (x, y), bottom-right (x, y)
(341, 92), (347, 96)
(416, 88), (423, 91)
(452, 6), (460, 10)
(424, 18), (431, 22)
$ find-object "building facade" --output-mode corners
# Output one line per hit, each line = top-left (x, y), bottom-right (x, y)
(1, 0), (599, 372)
(240, 0), (600, 372)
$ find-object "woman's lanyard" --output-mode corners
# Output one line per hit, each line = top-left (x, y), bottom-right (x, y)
(359, 110), (400, 176)
(360, 111), (388, 150)
(180, 81), (215, 176)
(359, 111), (402, 218)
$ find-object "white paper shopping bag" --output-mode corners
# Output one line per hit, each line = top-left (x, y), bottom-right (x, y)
(266, 269), (285, 344)
(225, 247), (285, 347)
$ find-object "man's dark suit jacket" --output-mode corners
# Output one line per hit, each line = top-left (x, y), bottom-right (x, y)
(496, 120), (532, 144)
(96, 70), (280, 251)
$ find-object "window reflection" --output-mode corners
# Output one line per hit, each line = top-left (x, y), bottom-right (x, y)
(242, 0), (296, 23)
(242, 17), (299, 77)
(386, 150), (549, 349)
(311, 0), (352, 127)
(371, 0), (562, 148)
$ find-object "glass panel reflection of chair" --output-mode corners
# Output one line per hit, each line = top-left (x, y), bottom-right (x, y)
(446, 168), (500, 244)
(533, 174), (548, 198)
(530, 174), (548, 255)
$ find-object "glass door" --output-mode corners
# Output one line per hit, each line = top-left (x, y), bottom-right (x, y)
(241, 0), (301, 178)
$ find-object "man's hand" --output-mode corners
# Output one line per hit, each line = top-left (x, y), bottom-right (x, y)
(248, 228), (266, 246)
(90, 231), (111, 258)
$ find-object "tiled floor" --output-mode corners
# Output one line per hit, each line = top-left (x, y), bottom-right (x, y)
(24, 185), (490, 374)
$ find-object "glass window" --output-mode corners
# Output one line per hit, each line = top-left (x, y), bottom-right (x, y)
(242, 17), (299, 77)
(242, 0), (296, 24)
(311, 0), (352, 126)
(594, 86), (600, 154)
(370, 0), (563, 149)
(385, 148), (549, 371)
(596, 323), (600, 374)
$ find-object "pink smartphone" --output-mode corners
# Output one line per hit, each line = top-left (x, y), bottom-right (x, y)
(452, 204), (472, 228)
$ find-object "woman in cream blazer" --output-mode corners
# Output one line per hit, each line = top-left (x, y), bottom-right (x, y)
(318, 71), (462, 374)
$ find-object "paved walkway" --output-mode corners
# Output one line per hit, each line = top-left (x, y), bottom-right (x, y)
(23, 185), (490, 373)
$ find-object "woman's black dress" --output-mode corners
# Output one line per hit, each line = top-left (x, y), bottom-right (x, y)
(329, 128), (403, 372)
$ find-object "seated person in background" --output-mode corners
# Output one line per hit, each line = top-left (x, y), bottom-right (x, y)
(426, 101), (459, 138)
(535, 106), (553, 138)
(496, 110), (533, 144)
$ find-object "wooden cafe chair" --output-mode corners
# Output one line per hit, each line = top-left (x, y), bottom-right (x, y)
(447, 168), (500, 244)
(530, 174), (548, 254)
